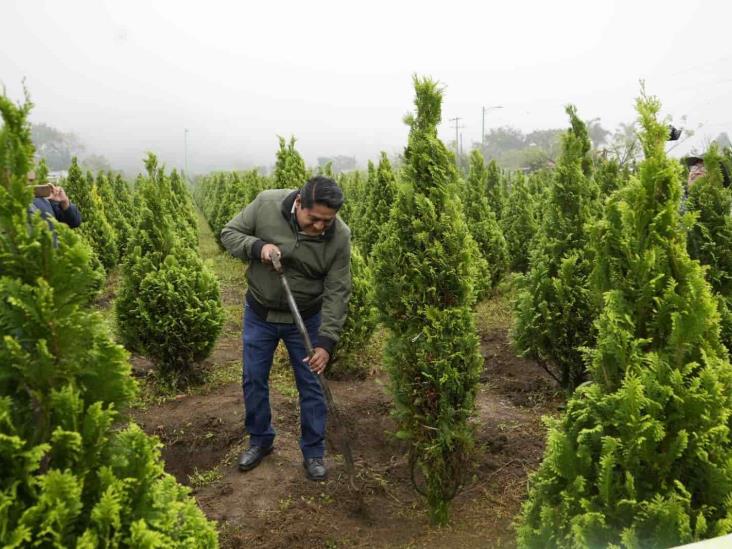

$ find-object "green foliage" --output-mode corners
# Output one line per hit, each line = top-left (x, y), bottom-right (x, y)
(35, 157), (49, 183)
(484, 159), (506, 219)
(274, 136), (307, 189)
(0, 90), (218, 548)
(517, 90), (732, 548)
(329, 246), (378, 378)
(595, 156), (629, 197)
(64, 159), (119, 270)
(464, 150), (509, 293)
(501, 171), (538, 273)
(686, 144), (732, 352)
(96, 172), (134, 258)
(372, 76), (482, 525)
(117, 154), (223, 378)
(360, 152), (398, 257)
(513, 105), (600, 390)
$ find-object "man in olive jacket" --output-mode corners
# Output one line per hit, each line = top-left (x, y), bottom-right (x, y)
(221, 176), (351, 481)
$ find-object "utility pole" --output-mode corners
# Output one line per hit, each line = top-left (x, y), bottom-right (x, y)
(481, 105), (504, 150)
(184, 128), (189, 181)
(449, 117), (464, 161)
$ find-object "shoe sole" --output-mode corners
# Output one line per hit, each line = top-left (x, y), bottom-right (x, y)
(238, 446), (273, 472)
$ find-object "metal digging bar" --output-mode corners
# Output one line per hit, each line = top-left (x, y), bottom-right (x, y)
(270, 250), (358, 493)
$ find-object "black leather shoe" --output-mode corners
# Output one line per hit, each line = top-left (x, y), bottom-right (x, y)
(303, 457), (327, 481)
(238, 445), (273, 471)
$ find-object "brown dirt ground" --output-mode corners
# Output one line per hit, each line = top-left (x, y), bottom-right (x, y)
(132, 321), (563, 548)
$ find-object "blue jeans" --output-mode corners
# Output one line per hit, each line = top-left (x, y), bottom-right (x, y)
(242, 303), (327, 459)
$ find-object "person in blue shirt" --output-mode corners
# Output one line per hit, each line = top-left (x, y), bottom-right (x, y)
(27, 171), (82, 229)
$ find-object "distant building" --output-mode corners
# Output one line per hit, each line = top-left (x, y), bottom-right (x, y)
(48, 170), (68, 184)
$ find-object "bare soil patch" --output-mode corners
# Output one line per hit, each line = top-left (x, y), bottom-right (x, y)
(131, 319), (562, 548)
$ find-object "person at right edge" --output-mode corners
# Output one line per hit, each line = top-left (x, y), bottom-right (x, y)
(220, 176), (351, 482)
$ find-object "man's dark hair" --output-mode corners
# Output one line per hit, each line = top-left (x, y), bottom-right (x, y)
(300, 176), (344, 210)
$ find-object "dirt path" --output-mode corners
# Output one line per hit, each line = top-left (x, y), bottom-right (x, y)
(129, 213), (562, 548)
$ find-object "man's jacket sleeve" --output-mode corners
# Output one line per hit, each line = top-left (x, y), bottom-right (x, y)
(314, 237), (352, 354)
(220, 195), (266, 262)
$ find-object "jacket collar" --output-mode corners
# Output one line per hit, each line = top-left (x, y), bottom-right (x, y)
(280, 189), (337, 240)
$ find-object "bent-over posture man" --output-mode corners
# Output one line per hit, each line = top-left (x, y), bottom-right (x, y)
(221, 176), (351, 481)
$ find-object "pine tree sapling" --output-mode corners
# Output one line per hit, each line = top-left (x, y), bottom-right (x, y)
(517, 90), (732, 548)
(373, 76), (483, 525)
(513, 106), (600, 390)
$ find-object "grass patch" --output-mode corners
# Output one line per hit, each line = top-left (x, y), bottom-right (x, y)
(270, 344), (299, 400)
(188, 467), (223, 489)
(474, 273), (520, 334)
(130, 359), (242, 410)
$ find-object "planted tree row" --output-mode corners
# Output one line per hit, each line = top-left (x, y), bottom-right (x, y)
(1, 91), (218, 547)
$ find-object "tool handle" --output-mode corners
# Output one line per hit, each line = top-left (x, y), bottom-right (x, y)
(271, 248), (283, 273)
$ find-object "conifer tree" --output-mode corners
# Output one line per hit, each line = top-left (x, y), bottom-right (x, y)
(273, 136), (307, 189)
(373, 76), (482, 525)
(360, 152), (398, 257)
(96, 172), (133, 258)
(169, 168), (198, 246)
(596, 156), (628, 197)
(35, 157), (49, 182)
(501, 171), (537, 273)
(513, 106), (600, 390)
(485, 159), (505, 219)
(0, 90), (218, 548)
(63, 159), (118, 270)
(464, 150), (509, 292)
(110, 171), (138, 246)
(117, 156), (223, 380)
(517, 90), (732, 548)
(686, 144), (732, 351)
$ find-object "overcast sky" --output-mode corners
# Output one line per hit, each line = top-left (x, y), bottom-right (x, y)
(2, 0), (730, 174)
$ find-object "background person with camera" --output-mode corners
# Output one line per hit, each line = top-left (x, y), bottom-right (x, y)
(28, 170), (82, 229)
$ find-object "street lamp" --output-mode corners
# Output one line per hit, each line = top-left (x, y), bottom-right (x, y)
(481, 105), (503, 149)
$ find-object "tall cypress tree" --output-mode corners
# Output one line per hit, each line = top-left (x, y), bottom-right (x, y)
(360, 152), (398, 257)
(517, 90), (732, 548)
(0, 90), (218, 548)
(464, 149), (509, 292)
(513, 106), (600, 390)
(501, 171), (538, 273)
(485, 159), (505, 219)
(96, 172), (133, 258)
(64, 159), (118, 270)
(373, 76), (482, 525)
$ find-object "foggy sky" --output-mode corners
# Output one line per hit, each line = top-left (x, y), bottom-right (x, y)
(2, 0), (731, 175)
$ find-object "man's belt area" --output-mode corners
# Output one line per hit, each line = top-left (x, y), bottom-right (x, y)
(246, 291), (321, 322)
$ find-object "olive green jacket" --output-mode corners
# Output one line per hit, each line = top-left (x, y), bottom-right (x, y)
(220, 189), (351, 352)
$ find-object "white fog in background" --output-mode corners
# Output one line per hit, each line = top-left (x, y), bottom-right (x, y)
(1, 0), (730, 175)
